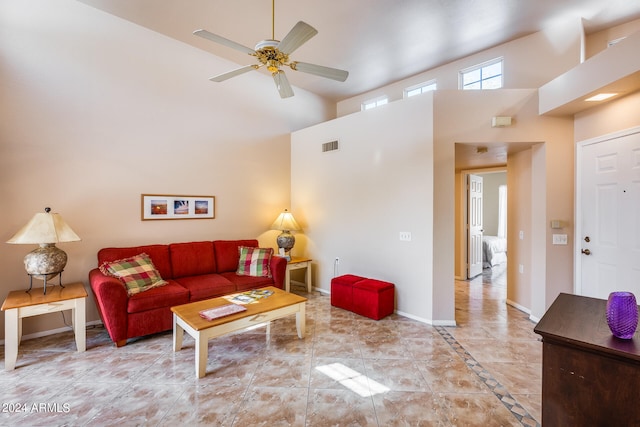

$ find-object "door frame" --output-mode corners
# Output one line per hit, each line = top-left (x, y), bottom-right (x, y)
(574, 125), (640, 295)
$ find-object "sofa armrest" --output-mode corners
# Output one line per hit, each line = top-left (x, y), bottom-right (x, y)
(270, 256), (287, 289)
(88, 268), (129, 344)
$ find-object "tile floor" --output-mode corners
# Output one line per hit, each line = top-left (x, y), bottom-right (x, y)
(0, 265), (541, 426)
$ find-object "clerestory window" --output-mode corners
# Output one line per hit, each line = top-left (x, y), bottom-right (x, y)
(460, 58), (503, 90)
(404, 80), (437, 98)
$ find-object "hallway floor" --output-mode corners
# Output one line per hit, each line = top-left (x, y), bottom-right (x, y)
(0, 267), (541, 426)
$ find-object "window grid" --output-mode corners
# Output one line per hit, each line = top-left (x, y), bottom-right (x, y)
(460, 59), (503, 90)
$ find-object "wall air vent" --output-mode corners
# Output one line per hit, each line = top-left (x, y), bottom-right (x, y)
(322, 140), (339, 152)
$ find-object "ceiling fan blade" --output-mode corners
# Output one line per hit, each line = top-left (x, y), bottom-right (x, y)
(290, 61), (349, 82)
(277, 21), (318, 55)
(273, 70), (294, 98)
(193, 29), (255, 55)
(209, 65), (260, 82)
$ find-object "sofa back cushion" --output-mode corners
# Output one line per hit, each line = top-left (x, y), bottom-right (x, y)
(169, 241), (216, 278)
(214, 239), (259, 273)
(98, 244), (172, 279)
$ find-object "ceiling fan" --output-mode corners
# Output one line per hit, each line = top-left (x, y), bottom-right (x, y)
(193, 0), (348, 98)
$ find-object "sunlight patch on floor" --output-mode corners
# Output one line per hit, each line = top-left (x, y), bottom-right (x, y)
(315, 362), (390, 397)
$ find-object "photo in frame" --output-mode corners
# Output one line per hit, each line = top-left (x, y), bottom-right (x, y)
(141, 194), (215, 220)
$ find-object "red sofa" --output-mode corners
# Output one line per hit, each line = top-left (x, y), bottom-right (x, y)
(88, 239), (286, 347)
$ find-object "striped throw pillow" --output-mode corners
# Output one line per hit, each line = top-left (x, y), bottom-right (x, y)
(236, 246), (273, 278)
(99, 253), (168, 296)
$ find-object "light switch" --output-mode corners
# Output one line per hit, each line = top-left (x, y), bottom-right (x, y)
(552, 234), (568, 245)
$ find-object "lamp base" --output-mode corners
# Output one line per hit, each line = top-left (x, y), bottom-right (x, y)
(23, 243), (68, 294)
(276, 231), (295, 254)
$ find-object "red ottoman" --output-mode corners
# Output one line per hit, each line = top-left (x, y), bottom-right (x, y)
(331, 274), (366, 311)
(352, 279), (395, 320)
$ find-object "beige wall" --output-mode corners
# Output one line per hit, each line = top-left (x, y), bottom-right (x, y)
(506, 150), (532, 311)
(0, 0), (332, 340)
(291, 94), (437, 323)
(585, 18), (640, 59)
(574, 91), (640, 141)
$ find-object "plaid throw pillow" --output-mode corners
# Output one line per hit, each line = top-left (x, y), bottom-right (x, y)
(236, 246), (273, 278)
(99, 253), (168, 296)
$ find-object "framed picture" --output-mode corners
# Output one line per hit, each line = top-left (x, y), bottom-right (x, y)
(141, 194), (215, 220)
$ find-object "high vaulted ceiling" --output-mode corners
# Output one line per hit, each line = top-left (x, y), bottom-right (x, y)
(79, 0), (640, 102)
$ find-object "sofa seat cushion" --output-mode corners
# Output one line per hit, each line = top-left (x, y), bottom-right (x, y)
(127, 280), (189, 314)
(176, 274), (236, 301)
(169, 241), (216, 278)
(220, 271), (273, 291)
(214, 239), (259, 273)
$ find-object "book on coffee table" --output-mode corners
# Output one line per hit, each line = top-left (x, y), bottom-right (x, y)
(199, 303), (247, 321)
(230, 289), (274, 304)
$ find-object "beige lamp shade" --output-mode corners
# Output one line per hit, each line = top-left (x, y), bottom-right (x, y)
(270, 209), (301, 232)
(7, 209), (81, 244)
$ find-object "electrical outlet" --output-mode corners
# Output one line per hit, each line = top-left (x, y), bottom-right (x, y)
(399, 232), (412, 241)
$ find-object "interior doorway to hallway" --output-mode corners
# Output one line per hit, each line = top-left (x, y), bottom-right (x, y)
(459, 169), (508, 280)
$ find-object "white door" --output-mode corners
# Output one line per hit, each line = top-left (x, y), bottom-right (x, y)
(468, 174), (484, 278)
(578, 129), (640, 299)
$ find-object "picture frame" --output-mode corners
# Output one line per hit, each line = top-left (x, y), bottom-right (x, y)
(141, 194), (215, 220)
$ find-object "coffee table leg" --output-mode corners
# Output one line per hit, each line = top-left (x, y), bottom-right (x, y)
(195, 332), (207, 378)
(296, 303), (306, 339)
(173, 314), (183, 352)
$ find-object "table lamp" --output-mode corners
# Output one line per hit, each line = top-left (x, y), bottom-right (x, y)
(6, 207), (81, 294)
(270, 209), (301, 255)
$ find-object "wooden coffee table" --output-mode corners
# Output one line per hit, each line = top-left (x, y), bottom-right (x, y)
(171, 286), (307, 378)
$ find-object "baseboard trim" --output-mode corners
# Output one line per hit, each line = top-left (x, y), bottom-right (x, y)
(0, 319), (103, 346)
(506, 298), (531, 315)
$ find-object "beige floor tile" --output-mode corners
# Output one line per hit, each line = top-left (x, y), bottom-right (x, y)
(0, 263), (542, 426)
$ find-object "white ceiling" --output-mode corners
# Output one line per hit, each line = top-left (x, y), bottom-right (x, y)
(78, 0), (640, 102)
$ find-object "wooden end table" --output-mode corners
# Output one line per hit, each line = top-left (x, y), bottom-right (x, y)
(286, 257), (312, 292)
(1, 282), (87, 370)
(171, 286), (306, 378)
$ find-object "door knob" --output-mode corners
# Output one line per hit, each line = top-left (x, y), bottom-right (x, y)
(581, 249), (591, 255)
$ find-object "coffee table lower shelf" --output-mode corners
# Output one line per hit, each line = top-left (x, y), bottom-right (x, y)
(171, 287), (306, 378)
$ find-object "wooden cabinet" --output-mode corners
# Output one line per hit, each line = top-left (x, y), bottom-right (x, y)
(534, 293), (640, 426)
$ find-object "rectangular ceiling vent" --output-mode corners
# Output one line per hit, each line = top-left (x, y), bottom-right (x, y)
(322, 140), (339, 153)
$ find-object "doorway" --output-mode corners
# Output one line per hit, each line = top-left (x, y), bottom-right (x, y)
(459, 169), (508, 283)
